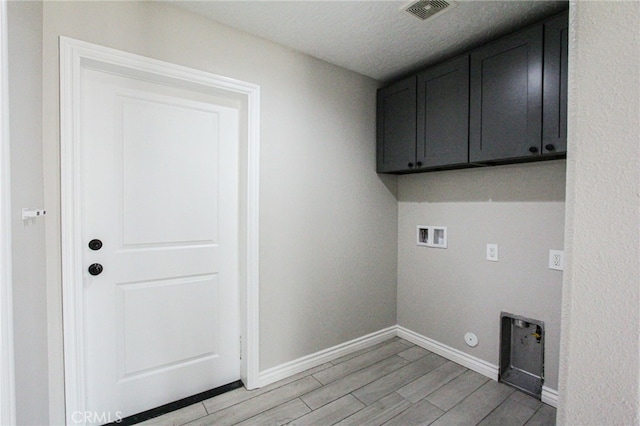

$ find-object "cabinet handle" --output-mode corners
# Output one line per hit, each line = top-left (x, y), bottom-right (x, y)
(529, 146), (539, 154)
(416, 161), (423, 167)
(408, 162), (414, 168)
(545, 144), (555, 151)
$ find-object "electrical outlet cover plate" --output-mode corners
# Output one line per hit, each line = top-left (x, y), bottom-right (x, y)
(486, 244), (498, 261)
(549, 249), (564, 271)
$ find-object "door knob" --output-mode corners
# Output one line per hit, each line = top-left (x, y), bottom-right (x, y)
(529, 146), (539, 154)
(88, 263), (103, 276)
(545, 144), (556, 151)
(88, 239), (103, 251)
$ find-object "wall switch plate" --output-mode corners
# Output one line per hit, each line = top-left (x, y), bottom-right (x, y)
(486, 244), (498, 261)
(549, 249), (564, 270)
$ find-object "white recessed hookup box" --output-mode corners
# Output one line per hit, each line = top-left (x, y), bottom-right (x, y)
(417, 225), (447, 249)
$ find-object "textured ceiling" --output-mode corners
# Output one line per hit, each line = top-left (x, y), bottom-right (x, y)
(171, 0), (568, 82)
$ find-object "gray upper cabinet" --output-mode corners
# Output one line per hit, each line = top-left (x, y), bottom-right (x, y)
(377, 76), (417, 173)
(417, 55), (469, 168)
(469, 25), (544, 163)
(543, 11), (569, 154)
(376, 11), (568, 174)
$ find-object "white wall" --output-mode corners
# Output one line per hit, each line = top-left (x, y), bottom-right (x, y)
(5, 1), (634, 424)
(397, 161), (565, 390)
(558, 1), (640, 424)
(0, 2), (16, 424)
(40, 2), (398, 424)
(7, 2), (48, 425)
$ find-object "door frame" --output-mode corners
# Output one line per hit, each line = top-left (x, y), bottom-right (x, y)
(60, 37), (260, 422)
(0, 1), (16, 424)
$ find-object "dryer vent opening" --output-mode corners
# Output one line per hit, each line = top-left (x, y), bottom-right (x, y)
(499, 312), (545, 399)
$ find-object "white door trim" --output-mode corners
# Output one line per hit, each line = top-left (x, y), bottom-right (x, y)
(0, 1), (16, 424)
(60, 37), (260, 422)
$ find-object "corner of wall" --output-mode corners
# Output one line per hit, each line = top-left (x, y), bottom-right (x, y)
(558, 1), (640, 424)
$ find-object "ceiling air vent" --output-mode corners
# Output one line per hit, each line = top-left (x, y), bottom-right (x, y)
(404, 0), (452, 21)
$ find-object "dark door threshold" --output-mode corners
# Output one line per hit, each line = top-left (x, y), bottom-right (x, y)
(107, 380), (244, 425)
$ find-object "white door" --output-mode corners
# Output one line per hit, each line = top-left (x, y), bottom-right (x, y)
(80, 66), (240, 419)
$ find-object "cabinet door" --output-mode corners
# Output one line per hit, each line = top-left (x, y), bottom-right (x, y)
(417, 55), (469, 168)
(377, 76), (417, 173)
(543, 12), (569, 154)
(470, 25), (543, 162)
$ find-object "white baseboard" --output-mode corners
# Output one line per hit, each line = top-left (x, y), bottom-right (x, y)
(257, 325), (558, 408)
(396, 326), (499, 380)
(541, 386), (558, 408)
(258, 326), (397, 387)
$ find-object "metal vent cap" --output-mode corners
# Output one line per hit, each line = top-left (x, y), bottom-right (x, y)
(405, 0), (454, 21)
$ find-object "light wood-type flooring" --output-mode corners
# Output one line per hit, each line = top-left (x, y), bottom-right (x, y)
(140, 337), (556, 426)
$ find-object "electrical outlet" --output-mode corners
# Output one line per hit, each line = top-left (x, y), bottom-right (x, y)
(549, 250), (564, 271)
(486, 244), (498, 262)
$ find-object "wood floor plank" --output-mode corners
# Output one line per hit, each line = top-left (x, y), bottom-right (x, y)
(202, 363), (331, 414)
(234, 399), (311, 426)
(524, 404), (557, 426)
(330, 338), (410, 366)
(201, 387), (248, 415)
(143, 338), (553, 426)
(425, 369), (489, 411)
(335, 392), (412, 426)
(353, 353), (449, 405)
(301, 356), (409, 410)
(477, 397), (536, 426)
(508, 391), (543, 411)
(313, 340), (412, 385)
(430, 380), (515, 426)
(397, 346), (430, 362)
(383, 399), (444, 426)
(290, 394), (365, 425)
(187, 376), (321, 426)
(397, 361), (466, 403)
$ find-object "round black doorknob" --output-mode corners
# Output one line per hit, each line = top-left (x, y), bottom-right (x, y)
(88, 263), (103, 276)
(88, 239), (103, 251)
(545, 144), (556, 151)
(529, 146), (539, 154)
(408, 162), (414, 168)
(416, 161), (423, 167)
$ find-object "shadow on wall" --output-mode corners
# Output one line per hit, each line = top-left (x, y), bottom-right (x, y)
(377, 173), (399, 200)
(397, 160), (567, 203)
